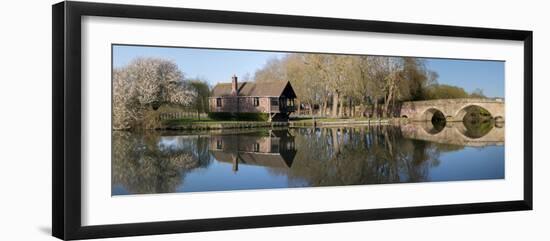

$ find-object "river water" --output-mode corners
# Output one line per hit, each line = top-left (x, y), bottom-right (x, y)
(112, 122), (504, 195)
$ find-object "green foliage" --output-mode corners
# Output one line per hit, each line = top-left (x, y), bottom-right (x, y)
(424, 85), (488, 100)
(462, 119), (494, 138)
(469, 88), (487, 98)
(463, 106), (492, 122)
(400, 57), (434, 101)
(188, 78), (211, 114)
(208, 112), (270, 121)
(424, 84), (470, 99)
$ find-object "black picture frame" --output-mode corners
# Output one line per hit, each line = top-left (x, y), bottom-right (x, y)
(52, 1), (533, 240)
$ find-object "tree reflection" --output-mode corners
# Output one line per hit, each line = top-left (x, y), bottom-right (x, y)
(112, 131), (211, 194)
(279, 126), (448, 187)
(461, 119), (494, 138)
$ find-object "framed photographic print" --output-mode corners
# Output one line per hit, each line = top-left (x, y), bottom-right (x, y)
(52, 1), (533, 240)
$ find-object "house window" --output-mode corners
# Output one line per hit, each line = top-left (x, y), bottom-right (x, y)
(216, 98), (222, 107)
(271, 98), (279, 106)
(253, 143), (260, 152)
(253, 97), (260, 106)
(216, 140), (223, 149)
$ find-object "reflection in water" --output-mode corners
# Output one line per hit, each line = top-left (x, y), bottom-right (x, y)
(112, 132), (211, 194)
(209, 130), (297, 172)
(462, 119), (494, 138)
(401, 120), (503, 147)
(282, 127), (439, 187)
(425, 118), (446, 134)
(112, 122), (504, 195)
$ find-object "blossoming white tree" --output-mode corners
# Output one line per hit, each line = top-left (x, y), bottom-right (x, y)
(113, 58), (197, 130)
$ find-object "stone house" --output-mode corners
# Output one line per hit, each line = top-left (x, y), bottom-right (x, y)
(209, 75), (297, 121)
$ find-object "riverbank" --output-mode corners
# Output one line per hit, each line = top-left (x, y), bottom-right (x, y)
(162, 121), (289, 130)
(161, 117), (403, 130)
(289, 118), (395, 127)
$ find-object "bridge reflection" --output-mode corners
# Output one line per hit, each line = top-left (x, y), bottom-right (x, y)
(400, 121), (504, 147)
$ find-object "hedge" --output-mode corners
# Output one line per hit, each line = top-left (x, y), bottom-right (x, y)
(207, 112), (270, 121)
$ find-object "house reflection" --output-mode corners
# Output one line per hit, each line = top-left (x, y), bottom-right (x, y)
(209, 129), (297, 172)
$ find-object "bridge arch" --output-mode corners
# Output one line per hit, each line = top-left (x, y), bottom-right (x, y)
(454, 104), (493, 122)
(422, 108), (447, 122)
(419, 120), (445, 135)
(449, 121), (494, 139)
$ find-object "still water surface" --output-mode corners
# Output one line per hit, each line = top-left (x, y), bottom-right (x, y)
(112, 122), (504, 195)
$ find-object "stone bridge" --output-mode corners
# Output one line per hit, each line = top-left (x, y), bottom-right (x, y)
(400, 122), (504, 147)
(400, 98), (505, 122)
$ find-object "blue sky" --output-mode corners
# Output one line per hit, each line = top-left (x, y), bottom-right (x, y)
(113, 45), (504, 98)
(424, 59), (504, 98)
(113, 45), (286, 85)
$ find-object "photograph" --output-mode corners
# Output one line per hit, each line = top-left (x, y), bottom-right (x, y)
(0, 0), (541, 240)
(111, 45), (505, 195)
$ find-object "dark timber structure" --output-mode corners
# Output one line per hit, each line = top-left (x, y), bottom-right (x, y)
(209, 75), (297, 121)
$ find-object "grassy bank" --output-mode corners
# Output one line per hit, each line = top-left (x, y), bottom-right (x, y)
(161, 116), (402, 130)
(162, 117), (288, 130)
(289, 117), (396, 127)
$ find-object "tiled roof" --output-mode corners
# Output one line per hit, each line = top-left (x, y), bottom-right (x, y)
(211, 81), (294, 97)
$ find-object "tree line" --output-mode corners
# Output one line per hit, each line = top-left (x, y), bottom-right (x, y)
(254, 53), (486, 118)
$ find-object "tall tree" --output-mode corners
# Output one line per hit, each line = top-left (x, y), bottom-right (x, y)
(188, 78), (210, 118)
(254, 57), (286, 82)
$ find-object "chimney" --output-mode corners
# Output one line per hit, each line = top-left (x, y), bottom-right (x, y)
(231, 74), (238, 96)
